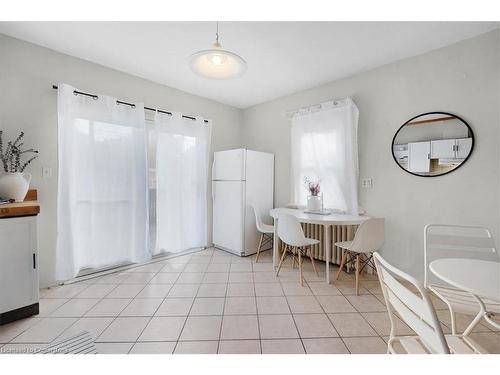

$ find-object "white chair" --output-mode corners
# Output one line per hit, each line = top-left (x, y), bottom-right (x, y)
(250, 204), (274, 263)
(335, 218), (385, 295)
(424, 224), (500, 335)
(374, 252), (486, 354)
(276, 214), (320, 286)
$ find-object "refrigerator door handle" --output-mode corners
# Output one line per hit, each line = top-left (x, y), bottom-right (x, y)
(212, 181), (216, 201)
(212, 159), (216, 180)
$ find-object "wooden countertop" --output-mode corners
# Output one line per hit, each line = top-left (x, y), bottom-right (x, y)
(0, 189), (40, 218)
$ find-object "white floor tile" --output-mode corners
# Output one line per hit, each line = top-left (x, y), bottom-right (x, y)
(56, 317), (114, 341)
(261, 339), (305, 354)
(197, 283), (227, 297)
(120, 298), (163, 317)
(155, 298), (194, 316)
(224, 297), (257, 315)
(0, 317), (41, 343)
(105, 284), (145, 299)
(218, 340), (261, 354)
(135, 284), (172, 298)
(85, 298), (132, 317)
(75, 284), (117, 299)
(174, 340), (218, 354)
(138, 317), (186, 341)
(293, 314), (338, 338)
(226, 283), (255, 297)
(190, 298), (225, 316)
(130, 342), (176, 354)
(302, 338), (349, 354)
(95, 342), (134, 354)
(42, 284), (89, 299)
(168, 284), (199, 298)
(12, 318), (77, 343)
(97, 317), (150, 342)
(343, 336), (387, 354)
(286, 296), (323, 313)
(220, 315), (259, 340)
(259, 315), (299, 339)
(50, 299), (100, 317)
(179, 316), (222, 341)
(256, 296), (290, 314)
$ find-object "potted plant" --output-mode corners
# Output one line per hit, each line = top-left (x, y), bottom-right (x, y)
(304, 176), (323, 211)
(0, 131), (39, 202)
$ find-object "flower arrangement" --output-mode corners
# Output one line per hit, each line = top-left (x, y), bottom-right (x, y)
(303, 176), (321, 196)
(0, 131), (39, 173)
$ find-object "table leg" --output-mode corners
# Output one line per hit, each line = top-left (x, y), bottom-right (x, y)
(273, 217), (279, 269)
(463, 294), (487, 337)
(324, 224), (331, 284)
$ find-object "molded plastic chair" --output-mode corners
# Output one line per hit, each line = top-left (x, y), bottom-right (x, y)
(276, 214), (320, 286)
(374, 252), (486, 354)
(335, 218), (385, 295)
(424, 224), (500, 335)
(250, 204), (274, 262)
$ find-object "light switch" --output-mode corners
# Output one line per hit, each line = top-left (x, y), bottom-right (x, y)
(42, 167), (52, 179)
(361, 178), (373, 188)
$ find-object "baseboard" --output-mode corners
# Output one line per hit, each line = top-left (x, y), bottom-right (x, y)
(0, 303), (39, 325)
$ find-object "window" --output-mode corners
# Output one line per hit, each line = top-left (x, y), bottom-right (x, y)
(290, 98), (360, 214)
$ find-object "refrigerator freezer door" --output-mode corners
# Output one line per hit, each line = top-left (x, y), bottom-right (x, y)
(212, 181), (245, 255)
(213, 149), (246, 181)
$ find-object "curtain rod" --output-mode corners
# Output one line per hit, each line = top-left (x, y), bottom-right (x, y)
(284, 97), (352, 118)
(51, 85), (209, 124)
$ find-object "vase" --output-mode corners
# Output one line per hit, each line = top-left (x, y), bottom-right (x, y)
(0, 172), (32, 202)
(307, 195), (323, 211)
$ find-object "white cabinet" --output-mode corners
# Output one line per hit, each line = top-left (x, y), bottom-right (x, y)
(430, 139), (456, 159)
(456, 138), (473, 159)
(0, 216), (39, 324)
(408, 141), (430, 173)
(430, 137), (473, 160)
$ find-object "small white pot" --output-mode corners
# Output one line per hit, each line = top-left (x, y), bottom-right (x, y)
(0, 172), (32, 202)
(307, 195), (323, 211)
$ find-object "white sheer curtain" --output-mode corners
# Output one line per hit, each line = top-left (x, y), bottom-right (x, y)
(290, 97), (359, 214)
(155, 112), (211, 254)
(56, 83), (149, 281)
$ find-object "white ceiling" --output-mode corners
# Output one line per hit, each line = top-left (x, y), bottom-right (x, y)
(0, 22), (498, 108)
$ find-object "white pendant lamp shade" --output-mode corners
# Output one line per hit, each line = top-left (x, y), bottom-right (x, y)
(189, 24), (247, 79)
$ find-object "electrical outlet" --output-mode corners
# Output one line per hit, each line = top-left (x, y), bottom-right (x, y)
(361, 178), (373, 188)
(42, 167), (52, 179)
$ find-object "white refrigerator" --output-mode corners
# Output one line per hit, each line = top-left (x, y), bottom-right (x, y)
(212, 149), (274, 256)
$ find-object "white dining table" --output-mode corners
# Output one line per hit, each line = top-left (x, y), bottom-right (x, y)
(269, 207), (369, 284)
(429, 258), (500, 335)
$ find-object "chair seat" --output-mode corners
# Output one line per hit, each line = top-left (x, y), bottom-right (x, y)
(258, 223), (274, 234)
(393, 335), (487, 354)
(334, 240), (353, 250)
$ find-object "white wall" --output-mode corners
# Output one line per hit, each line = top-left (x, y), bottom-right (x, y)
(2, 28), (498, 286)
(241, 30), (500, 278)
(0, 34), (241, 288)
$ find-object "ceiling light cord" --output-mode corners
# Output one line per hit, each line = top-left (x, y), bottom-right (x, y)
(215, 21), (220, 45)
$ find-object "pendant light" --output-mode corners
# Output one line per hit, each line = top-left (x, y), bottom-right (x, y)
(189, 22), (247, 79)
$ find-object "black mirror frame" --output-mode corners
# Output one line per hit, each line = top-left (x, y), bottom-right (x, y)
(391, 111), (475, 178)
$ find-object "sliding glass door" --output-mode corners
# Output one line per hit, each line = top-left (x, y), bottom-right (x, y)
(153, 112), (211, 255)
(56, 84), (149, 280)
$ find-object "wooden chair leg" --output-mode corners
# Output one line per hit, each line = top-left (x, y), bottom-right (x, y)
(276, 245), (288, 276)
(355, 254), (360, 296)
(336, 250), (347, 280)
(308, 248), (319, 277)
(298, 248), (304, 286)
(255, 233), (264, 263)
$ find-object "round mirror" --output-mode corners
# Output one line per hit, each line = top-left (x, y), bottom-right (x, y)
(392, 112), (474, 177)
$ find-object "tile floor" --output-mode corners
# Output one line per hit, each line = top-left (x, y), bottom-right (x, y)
(1, 247), (499, 354)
